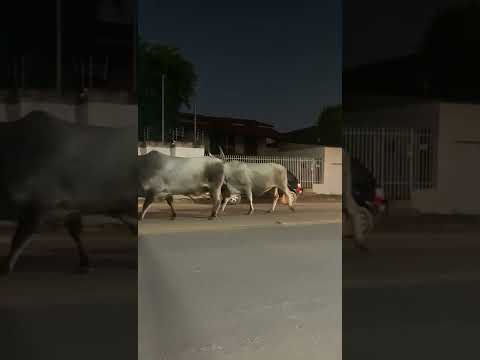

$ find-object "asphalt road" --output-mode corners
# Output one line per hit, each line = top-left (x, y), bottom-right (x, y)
(139, 202), (342, 360)
(0, 226), (137, 360)
(343, 216), (480, 359)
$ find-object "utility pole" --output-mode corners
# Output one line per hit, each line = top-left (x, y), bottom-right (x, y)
(161, 74), (165, 143)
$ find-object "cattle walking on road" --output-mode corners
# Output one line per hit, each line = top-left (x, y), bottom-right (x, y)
(220, 160), (296, 215)
(0, 111), (138, 275)
(138, 151), (226, 220)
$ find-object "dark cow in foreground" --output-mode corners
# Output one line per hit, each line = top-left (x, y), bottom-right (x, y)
(0, 111), (138, 275)
(220, 160), (296, 215)
(138, 151), (225, 220)
(342, 150), (368, 251)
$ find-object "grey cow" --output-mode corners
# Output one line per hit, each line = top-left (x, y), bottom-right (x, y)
(342, 149), (368, 251)
(220, 160), (296, 215)
(0, 111), (138, 275)
(138, 151), (225, 220)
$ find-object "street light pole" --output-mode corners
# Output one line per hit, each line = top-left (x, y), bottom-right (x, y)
(161, 74), (165, 144)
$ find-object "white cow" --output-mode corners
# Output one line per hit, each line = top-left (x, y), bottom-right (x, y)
(220, 160), (296, 215)
(138, 151), (226, 220)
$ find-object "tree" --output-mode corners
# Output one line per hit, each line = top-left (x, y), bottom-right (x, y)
(317, 105), (342, 147)
(138, 39), (198, 140)
(421, 2), (480, 99)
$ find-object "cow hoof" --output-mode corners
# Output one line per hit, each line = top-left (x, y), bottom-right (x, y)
(208, 216), (216, 220)
(266, 210), (272, 214)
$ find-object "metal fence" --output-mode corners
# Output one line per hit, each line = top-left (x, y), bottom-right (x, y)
(344, 128), (435, 200)
(220, 155), (324, 189)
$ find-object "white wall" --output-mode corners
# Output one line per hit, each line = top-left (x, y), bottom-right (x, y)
(87, 102), (137, 128)
(412, 103), (480, 214)
(21, 101), (76, 123)
(0, 100), (137, 128)
(312, 147), (342, 195)
(138, 143), (205, 157)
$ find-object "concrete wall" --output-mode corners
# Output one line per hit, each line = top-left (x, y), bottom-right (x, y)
(138, 142), (205, 157)
(87, 102), (137, 128)
(21, 101), (76, 123)
(312, 147), (342, 195)
(412, 103), (480, 214)
(0, 100), (137, 128)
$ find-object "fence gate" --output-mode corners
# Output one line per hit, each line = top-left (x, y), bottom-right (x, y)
(221, 155), (324, 190)
(344, 128), (435, 200)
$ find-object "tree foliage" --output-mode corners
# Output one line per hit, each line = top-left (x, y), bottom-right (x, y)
(317, 105), (342, 147)
(138, 39), (197, 140)
(421, 2), (480, 98)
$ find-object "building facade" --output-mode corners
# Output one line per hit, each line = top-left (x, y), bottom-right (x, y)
(2, 0), (137, 128)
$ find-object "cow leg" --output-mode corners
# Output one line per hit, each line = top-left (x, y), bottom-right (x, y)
(209, 186), (222, 220)
(166, 195), (176, 220)
(221, 196), (230, 213)
(139, 192), (155, 221)
(220, 183), (232, 213)
(65, 212), (91, 273)
(246, 190), (254, 215)
(280, 184), (295, 212)
(1, 209), (40, 275)
(267, 188), (280, 213)
(117, 216), (138, 236)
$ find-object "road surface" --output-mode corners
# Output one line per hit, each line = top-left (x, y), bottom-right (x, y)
(343, 215), (480, 359)
(0, 224), (137, 360)
(139, 202), (342, 360)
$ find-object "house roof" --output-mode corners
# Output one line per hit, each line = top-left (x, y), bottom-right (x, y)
(178, 112), (280, 138)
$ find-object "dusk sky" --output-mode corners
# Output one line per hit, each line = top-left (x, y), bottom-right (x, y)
(139, 0), (341, 132)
